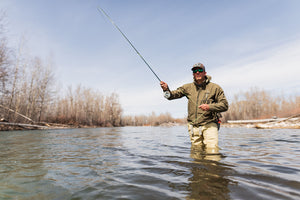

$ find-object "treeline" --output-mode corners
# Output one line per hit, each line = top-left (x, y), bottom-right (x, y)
(0, 13), (124, 126)
(223, 88), (299, 121)
(46, 86), (123, 127)
(122, 112), (185, 126)
(0, 12), (179, 127)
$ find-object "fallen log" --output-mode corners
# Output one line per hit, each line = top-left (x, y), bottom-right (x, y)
(0, 104), (35, 123)
(227, 118), (283, 124)
(255, 116), (300, 129)
(0, 122), (49, 130)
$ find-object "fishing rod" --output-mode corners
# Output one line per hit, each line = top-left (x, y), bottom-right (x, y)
(97, 7), (219, 127)
(97, 7), (161, 82)
(97, 7), (221, 129)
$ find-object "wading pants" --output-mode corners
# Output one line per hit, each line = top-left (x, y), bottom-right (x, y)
(188, 122), (219, 154)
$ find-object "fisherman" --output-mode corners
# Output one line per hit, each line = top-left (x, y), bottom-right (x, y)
(160, 63), (228, 155)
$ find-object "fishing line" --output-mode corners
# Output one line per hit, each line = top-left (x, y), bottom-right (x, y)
(97, 7), (161, 82)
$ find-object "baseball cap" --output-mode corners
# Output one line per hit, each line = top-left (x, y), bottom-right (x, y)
(191, 63), (205, 71)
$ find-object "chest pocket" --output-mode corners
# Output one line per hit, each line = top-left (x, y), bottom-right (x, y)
(199, 91), (212, 104)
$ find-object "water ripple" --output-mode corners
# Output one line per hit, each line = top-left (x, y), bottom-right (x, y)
(0, 127), (299, 199)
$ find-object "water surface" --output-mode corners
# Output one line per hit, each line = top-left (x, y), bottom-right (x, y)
(0, 126), (299, 199)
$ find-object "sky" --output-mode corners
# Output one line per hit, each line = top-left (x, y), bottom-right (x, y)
(1, 0), (299, 118)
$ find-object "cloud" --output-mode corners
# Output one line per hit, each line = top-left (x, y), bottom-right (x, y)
(210, 38), (300, 97)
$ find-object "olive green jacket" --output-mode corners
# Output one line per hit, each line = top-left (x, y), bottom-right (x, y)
(167, 75), (228, 126)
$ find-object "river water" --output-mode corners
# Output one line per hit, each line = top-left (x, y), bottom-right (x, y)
(0, 126), (299, 200)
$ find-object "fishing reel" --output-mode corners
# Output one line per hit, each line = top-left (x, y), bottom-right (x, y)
(163, 90), (171, 99)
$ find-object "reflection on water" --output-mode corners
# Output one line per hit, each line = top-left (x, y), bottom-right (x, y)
(0, 127), (299, 199)
(188, 149), (231, 200)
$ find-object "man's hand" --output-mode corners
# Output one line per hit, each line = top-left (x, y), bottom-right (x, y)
(160, 81), (169, 91)
(199, 104), (209, 111)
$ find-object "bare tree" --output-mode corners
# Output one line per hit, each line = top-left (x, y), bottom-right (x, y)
(223, 88), (300, 121)
(104, 93), (122, 126)
(0, 11), (11, 108)
(6, 38), (28, 122)
(37, 56), (55, 122)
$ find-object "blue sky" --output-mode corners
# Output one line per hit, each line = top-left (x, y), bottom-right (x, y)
(1, 0), (300, 118)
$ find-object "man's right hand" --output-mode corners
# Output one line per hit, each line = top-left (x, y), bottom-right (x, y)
(160, 81), (169, 91)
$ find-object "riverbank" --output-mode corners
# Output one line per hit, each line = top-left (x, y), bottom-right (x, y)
(255, 117), (300, 129)
(0, 122), (83, 131)
(1, 116), (300, 131)
(224, 116), (300, 129)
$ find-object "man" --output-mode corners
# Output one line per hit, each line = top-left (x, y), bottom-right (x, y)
(160, 63), (228, 155)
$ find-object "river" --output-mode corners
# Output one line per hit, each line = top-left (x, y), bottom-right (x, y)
(0, 126), (299, 199)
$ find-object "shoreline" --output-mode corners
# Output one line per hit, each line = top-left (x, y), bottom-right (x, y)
(1, 117), (299, 131)
(223, 117), (300, 129)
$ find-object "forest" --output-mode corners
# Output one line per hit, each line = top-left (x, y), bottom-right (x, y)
(0, 12), (299, 128)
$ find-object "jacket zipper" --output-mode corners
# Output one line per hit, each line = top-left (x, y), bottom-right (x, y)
(195, 89), (201, 123)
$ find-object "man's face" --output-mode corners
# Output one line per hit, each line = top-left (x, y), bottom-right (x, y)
(193, 68), (206, 83)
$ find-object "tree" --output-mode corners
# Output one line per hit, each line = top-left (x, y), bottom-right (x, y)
(223, 88), (300, 121)
(0, 11), (11, 108)
(104, 93), (122, 126)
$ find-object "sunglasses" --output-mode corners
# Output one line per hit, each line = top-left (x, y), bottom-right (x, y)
(193, 68), (204, 73)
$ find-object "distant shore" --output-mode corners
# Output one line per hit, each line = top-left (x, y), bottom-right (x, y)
(1, 116), (299, 131)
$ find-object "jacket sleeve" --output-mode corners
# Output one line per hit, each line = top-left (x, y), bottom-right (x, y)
(167, 86), (187, 100)
(208, 86), (228, 112)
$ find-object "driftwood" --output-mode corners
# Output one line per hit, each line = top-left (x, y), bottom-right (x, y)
(275, 114), (300, 123)
(0, 105), (52, 130)
(227, 118), (280, 124)
(225, 114), (300, 129)
(0, 104), (35, 123)
(0, 122), (49, 130)
(254, 114), (300, 129)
